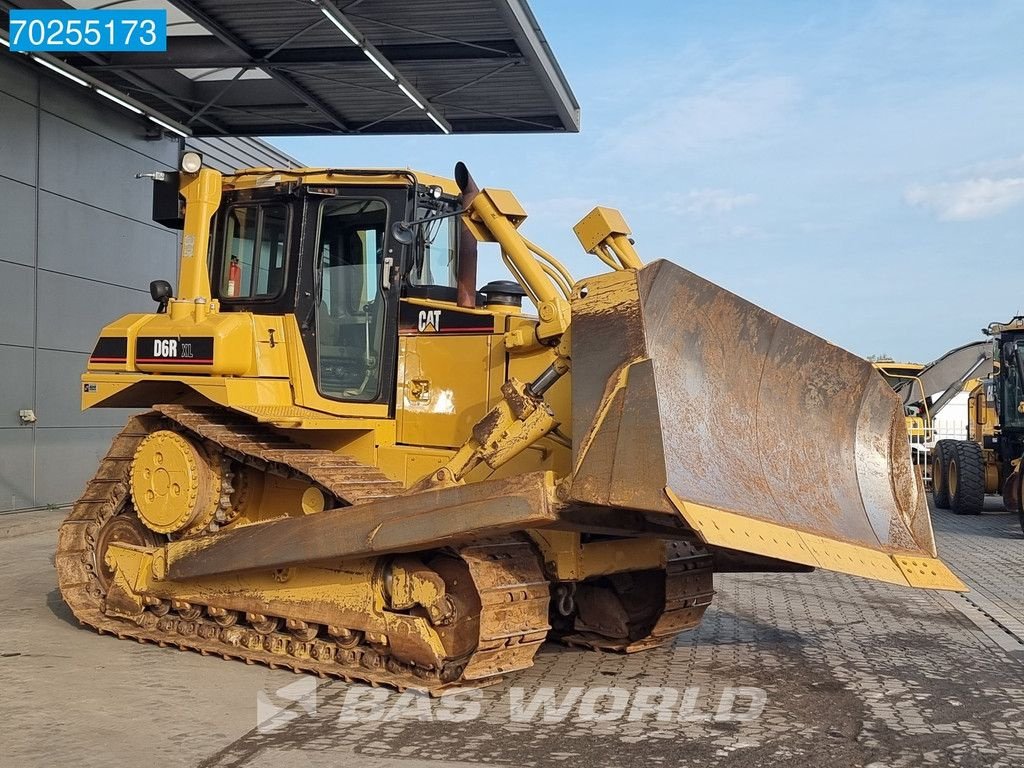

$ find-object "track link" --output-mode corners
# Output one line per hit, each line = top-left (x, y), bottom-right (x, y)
(154, 404), (404, 506)
(56, 408), (550, 693)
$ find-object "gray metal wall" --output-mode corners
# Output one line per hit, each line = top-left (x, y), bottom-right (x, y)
(0, 54), (295, 512)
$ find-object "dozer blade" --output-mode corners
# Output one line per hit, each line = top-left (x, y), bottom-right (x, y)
(568, 260), (965, 591)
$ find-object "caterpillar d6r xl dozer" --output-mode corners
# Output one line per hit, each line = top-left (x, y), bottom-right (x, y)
(56, 153), (965, 693)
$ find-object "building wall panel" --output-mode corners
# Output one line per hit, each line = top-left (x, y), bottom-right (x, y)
(35, 426), (121, 506)
(37, 272), (151, 354)
(0, 177), (38, 267)
(0, 429), (35, 513)
(0, 345), (36, 429)
(0, 91), (38, 186)
(0, 54), (294, 511)
(36, 349), (129, 430)
(38, 112), (172, 223)
(0, 261), (36, 348)
(37, 191), (177, 289)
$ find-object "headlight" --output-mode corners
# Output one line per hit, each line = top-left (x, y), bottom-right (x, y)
(428, 184), (443, 200)
(180, 151), (203, 174)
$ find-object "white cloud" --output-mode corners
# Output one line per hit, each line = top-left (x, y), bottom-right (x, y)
(667, 188), (758, 216)
(904, 177), (1024, 221)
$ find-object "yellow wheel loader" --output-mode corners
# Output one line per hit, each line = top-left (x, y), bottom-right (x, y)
(933, 318), (1024, 529)
(875, 343), (993, 486)
(56, 153), (965, 693)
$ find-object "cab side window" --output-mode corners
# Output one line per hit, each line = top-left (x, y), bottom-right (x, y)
(408, 214), (457, 289)
(220, 203), (289, 299)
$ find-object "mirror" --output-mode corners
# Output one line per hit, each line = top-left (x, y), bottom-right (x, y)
(149, 279), (173, 314)
(390, 207), (466, 247)
(391, 220), (417, 245)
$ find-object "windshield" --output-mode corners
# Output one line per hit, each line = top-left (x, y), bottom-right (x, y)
(995, 338), (1024, 429)
(406, 197), (459, 289)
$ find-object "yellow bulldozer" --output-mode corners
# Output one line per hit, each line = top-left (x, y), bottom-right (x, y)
(56, 153), (965, 693)
(932, 318), (1024, 530)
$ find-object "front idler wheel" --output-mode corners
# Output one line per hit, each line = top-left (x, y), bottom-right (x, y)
(91, 513), (159, 594)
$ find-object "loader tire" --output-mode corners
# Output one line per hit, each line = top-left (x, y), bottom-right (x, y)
(949, 440), (985, 515)
(931, 440), (954, 509)
(1019, 473), (1024, 536)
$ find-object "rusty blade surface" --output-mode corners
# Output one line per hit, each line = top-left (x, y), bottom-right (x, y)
(569, 259), (935, 558)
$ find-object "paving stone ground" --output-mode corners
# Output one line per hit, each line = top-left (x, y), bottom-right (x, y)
(1, 497), (1022, 767)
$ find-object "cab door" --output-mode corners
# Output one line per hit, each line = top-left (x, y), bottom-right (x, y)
(294, 187), (407, 411)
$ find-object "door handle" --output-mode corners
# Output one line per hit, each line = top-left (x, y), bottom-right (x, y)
(408, 378), (431, 401)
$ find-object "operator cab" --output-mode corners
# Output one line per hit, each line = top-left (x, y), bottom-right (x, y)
(205, 175), (464, 408)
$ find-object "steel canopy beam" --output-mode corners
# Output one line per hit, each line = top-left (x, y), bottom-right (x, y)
(70, 37), (522, 71)
(495, 0), (580, 132)
(313, 0), (450, 133)
(166, 0), (351, 133)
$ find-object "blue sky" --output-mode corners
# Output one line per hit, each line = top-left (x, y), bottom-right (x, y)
(271, 0), (1024, 362)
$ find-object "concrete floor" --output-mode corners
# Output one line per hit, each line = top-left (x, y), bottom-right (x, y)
(2, 501), (1023, 768)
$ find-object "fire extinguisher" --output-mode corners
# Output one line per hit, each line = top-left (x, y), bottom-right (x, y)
(227, 257), (241, 297)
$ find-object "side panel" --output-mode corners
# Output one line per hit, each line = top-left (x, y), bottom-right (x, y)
(397, 334), (495, 448)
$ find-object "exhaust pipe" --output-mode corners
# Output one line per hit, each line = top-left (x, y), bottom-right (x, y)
(454, 162), (479, 309)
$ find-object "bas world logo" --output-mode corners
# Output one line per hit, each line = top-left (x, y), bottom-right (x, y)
(256, 677), (318, 733)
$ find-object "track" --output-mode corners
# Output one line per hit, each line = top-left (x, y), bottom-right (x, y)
(55, 408), (551, 694)
(557, 540), (715, 652)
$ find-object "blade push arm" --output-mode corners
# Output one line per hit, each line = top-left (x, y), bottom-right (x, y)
(458, 181), (572, 342)
(412, 166), (642, 491)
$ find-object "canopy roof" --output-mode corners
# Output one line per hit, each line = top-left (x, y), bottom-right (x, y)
(3, 0), (579, 137)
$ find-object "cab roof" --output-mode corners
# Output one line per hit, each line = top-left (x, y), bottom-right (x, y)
(222, 167), (460, 196)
